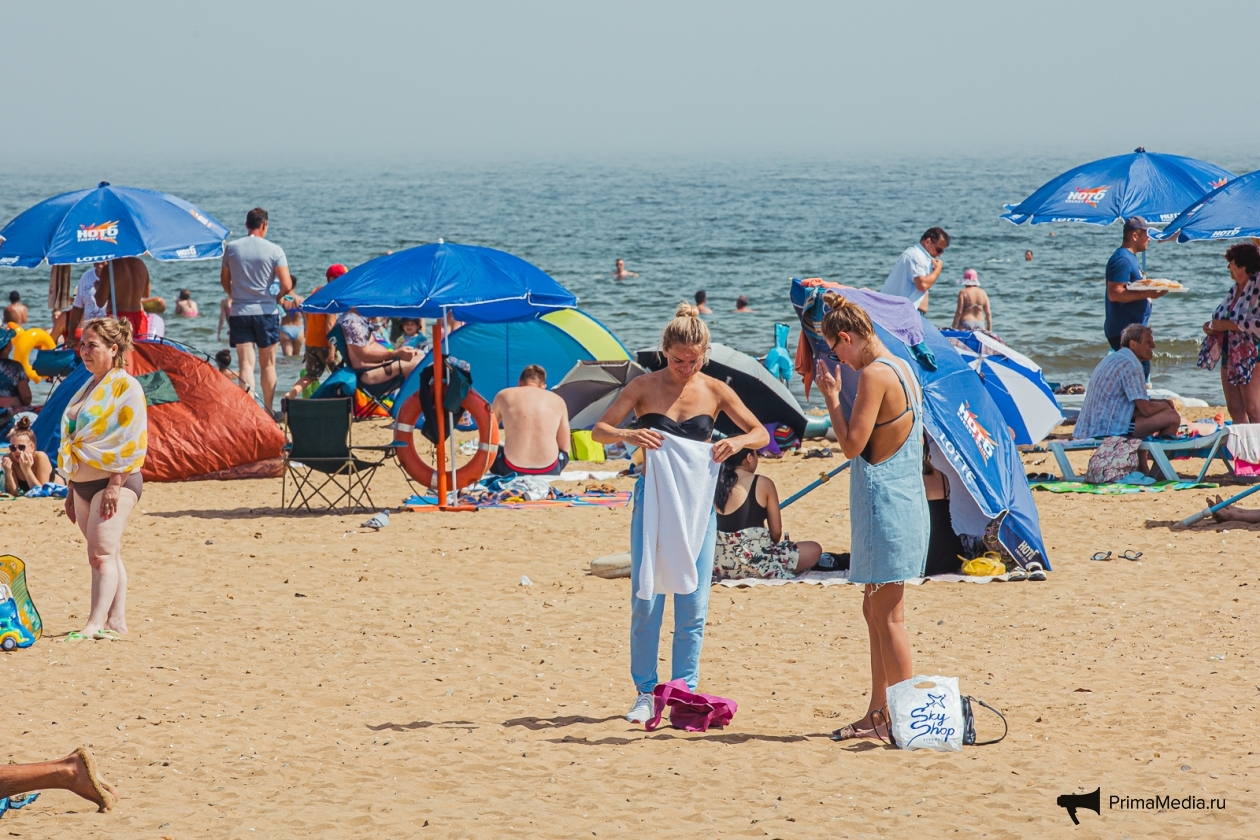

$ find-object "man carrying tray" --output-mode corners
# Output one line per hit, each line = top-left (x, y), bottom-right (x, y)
(1104, 216), (1169, 380)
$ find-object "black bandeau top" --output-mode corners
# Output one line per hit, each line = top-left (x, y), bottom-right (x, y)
(636, 413), (714, 442)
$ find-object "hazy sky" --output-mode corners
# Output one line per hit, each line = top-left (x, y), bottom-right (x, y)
(2, 1), (1253, 165)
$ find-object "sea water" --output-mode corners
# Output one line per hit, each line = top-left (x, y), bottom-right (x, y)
(2, 154), (1252, 405)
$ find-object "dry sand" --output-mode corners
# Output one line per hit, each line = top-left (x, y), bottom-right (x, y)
(1, 416), (1257, 838)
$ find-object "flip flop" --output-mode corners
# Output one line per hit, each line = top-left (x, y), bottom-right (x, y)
(63, 631), (95, 642)
(1091, 551), (1112, 562)
(1120, 550), (1143, 561)
(93, 630), (121, 641)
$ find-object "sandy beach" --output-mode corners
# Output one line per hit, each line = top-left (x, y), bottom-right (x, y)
(0, 415), (1253, 839)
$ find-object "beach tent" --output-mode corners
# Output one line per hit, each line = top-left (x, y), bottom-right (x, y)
(392, 308), (630, 414)
(637, 342), (808, 440)
(554, 360), (649, 430)
(33, 340), (285, 481)
(791, 278), (1050, 571)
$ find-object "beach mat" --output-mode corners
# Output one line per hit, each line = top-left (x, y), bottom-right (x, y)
(404, 490), (632, 511)
(718, 570), (1024, 588)
(0, 555), (43, 640)
(1029, 479), (1216, 495)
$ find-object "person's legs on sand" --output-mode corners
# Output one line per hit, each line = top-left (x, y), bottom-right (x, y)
(1240, 378), (1260, 426)
(1221, 369), (1250, 423)
(0, 748), (117, 812)
(259, 343), (279, 412)
(80, 489), (137, 636)
(669, 511), (716, 691)
(237, 342), (257, 397)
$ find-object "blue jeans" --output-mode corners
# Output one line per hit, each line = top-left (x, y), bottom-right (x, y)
(628, 476), (717, 693)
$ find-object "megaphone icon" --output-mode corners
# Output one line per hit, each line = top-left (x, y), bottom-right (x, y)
(1056, 787), (1101, 825)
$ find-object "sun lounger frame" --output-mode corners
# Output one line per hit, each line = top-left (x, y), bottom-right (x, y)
(1047, 429), (1230, 483)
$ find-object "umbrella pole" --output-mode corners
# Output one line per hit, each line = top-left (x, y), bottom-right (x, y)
(780, 460), (851, 509)
(107, 259), (117, 318)
(431, 317), (474, 513)
(1177, 482), (1260, 528)
(433, 319), (448, 507)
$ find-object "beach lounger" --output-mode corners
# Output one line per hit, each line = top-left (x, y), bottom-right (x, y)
(281, 397), (402, 513)
(1048, 429), (1231, 483)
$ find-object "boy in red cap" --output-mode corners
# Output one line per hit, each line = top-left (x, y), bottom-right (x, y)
(283, 263), (346, 401)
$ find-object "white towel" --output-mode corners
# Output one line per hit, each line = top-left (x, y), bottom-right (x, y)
(637, 432), (721, 600)
(1228, 423), (1260, 464)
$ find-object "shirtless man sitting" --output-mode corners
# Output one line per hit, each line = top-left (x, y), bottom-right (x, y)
(489, 365), (571, 476)
(93, 257), (151, 337)
(951, 269), (992, 331)
(3, 291), (27, 326)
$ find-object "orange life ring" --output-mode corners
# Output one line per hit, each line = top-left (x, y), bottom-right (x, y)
(394, 388), (499, 489)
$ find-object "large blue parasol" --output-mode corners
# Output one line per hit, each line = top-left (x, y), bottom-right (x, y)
(300, 240), (575, 322)
(1155, 169), (1260, 242)
(302, 239), (576, 510)
(0, 181), (229, 267)
(1001, 148), (1234, 227)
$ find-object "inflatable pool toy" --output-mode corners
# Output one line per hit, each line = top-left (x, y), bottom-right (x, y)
(0, 555), (40, 651)
(393, 388), (498, 489)
(5, 323), (56, 383)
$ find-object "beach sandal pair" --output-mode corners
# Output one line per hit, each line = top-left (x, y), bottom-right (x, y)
(1091, 550), (1143, 562)
(803, 447), (833, 459)
(63, 630), (122, 642)
(1025, 471), (1057, 482)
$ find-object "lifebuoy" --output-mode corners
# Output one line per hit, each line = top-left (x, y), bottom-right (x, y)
(393, 387), (499, 489)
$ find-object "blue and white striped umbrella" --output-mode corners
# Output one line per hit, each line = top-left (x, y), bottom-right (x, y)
(944, 331), (1063, 446)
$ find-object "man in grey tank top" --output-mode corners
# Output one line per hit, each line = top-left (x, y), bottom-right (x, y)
(220, 207), (293, 417)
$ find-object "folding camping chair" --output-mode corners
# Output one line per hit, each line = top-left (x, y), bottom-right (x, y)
(324, 323), (406, 419)
(281, 397), (402, 513)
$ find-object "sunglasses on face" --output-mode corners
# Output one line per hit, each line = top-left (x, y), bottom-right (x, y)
(11, 444), (26, 452)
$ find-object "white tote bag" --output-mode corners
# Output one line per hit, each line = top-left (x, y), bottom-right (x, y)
(884, 675), (965, 752)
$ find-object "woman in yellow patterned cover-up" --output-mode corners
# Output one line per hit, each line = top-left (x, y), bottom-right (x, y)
(59, 318), (148, 641)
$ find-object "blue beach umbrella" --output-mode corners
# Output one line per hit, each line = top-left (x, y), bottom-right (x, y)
(1001, 148), (1234, 227)
(301, 240), (576, 322)
(0, 182), (229, 268)
(942, 330), (1063, 446)
(1155, 169), (1260, 242)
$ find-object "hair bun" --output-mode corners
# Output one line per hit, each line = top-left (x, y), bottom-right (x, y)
(822, 290), (850, 310)
(674, 302), (701, 319)
(13, 416), (32, 432)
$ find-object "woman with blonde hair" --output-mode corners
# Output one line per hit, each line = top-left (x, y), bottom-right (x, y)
(59, 318), (148, 641)
(593, 303), (768, 724)
(813, 291), (928, 741)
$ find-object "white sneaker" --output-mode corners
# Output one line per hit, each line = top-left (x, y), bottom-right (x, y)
(626, 691), (654, 724)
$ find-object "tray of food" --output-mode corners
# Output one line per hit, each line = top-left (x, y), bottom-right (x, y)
(1127, 278), (1186, 292)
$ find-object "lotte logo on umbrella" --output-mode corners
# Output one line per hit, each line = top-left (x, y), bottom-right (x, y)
(76, 221), (119, 244)
(1064, 186), (1109, 207)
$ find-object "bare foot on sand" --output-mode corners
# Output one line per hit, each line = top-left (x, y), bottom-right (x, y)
(71, 747), (118, 813)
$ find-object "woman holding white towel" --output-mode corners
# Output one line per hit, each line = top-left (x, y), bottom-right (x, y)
(813, 291), (929, 742)
(593, 303), (768, 724)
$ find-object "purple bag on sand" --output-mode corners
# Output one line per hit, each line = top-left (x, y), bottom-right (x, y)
(644, 679), (737, 732)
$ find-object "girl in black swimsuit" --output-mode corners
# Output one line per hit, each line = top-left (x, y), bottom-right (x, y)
(591, 303), (769, 724)
(712, 448), (823, 580)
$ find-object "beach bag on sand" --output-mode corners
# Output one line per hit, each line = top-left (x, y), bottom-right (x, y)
(881, 675), (1007, 751)
(1084, 436), (1140, 484)
(645, 679), (736, 732)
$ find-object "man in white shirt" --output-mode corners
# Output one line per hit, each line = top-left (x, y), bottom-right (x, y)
(65, 262), (108, 350)
(880, 227), (950, 314)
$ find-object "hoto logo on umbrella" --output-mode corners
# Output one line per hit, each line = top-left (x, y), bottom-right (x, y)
(1211, 227), (1242, 239)
(175, 244), (198, 259)
(1064, 186), (1109, 206)
(957, 401), (996, 463)
(76, 221), (119, 244)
